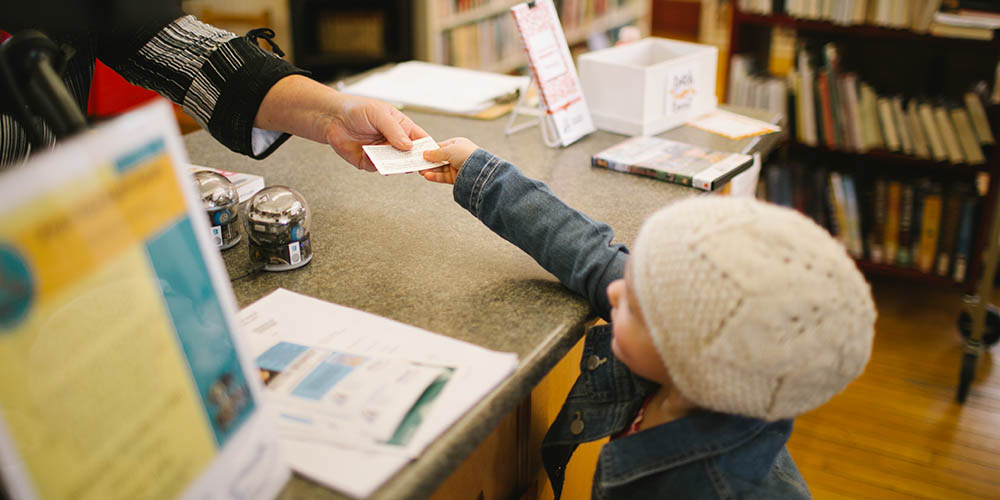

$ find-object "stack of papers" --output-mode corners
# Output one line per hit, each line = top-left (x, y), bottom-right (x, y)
(238, 289), (519, 498)
(340, 61), (529, 115)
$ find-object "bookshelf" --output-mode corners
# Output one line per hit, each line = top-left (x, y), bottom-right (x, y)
(414, 0), (652, 73)
(728, 5), (1000, 290)
(289, 0), (413, 82)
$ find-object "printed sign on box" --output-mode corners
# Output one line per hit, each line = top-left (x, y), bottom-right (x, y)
(579, 37), (718, 136)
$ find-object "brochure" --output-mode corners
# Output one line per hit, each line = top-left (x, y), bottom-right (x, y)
(238, 288), (519, 499)
(0, 100), (289, 500)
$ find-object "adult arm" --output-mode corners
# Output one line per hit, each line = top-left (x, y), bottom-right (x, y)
(99, 14), (306, 159)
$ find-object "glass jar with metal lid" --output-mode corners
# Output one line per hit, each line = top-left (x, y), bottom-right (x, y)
(193, 170), (241, 250)
(244, 185), (312, 271)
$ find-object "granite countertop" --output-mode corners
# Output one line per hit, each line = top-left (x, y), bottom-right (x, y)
(183, 106), (774, 500)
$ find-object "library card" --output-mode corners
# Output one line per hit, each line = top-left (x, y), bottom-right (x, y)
(362, 136), (447, 175)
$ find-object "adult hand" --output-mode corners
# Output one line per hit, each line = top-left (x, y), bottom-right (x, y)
(255, 75), (428, 171)
(326, 94), (429, 171)
(420, 137), (478, 184)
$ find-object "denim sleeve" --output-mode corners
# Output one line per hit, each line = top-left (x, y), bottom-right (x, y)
(453, 149), (628, 320)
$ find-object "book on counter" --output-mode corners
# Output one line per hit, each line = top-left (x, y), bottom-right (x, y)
(591, 136), (754, 191)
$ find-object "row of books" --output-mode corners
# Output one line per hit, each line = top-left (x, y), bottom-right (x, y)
(434, 0), (636, 25)
(738, 0), (943, 31)
(441, 14), (522, 70)
(787, 43), (995, 163)
(554, 0), (638, 30)
(728, 53), (790, 120)
(437, 0), (641, 70)
(762, 164), (980, 282)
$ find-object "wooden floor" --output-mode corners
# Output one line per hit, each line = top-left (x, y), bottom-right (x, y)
(787, 275), (1000, 500)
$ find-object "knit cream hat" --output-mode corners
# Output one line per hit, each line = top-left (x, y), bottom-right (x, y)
(630, 195), (876, 421)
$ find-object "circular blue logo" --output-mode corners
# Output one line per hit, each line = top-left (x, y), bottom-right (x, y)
(0, 244), (34, 330)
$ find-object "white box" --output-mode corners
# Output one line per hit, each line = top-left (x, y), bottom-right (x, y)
(578, 37), (718, 136)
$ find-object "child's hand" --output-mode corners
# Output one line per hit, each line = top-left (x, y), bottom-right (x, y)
(420, 138), (478, 184)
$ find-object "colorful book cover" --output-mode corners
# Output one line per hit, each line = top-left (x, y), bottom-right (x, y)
(592, 136), (754, 191)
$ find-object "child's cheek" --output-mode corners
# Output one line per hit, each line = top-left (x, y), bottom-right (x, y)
(610, 333), (624, 362)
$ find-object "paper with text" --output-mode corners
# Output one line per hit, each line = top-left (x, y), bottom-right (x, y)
(238, 288), (519, 498)
(363, 137), (447, 175)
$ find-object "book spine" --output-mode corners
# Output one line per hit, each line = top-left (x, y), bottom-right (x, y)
(906, 99), (931, 159)
(951, 107), (986, 165)
(842, 174), (864, 257)
(797, 48), (819, 146)
(910, 181), (924, 265)
(917, 184), (942, 273)
(884, 180), (901, 265)
(952, 196), (977, 282)
(869, 177), (887, 263)
(934, 105), (965, 164)
(936, 185), (964, 276)
(818, 72), (838, 149)
(964, 91), (995, 145)
(919, 102), (948, 161)
(892, 96), (914, 155)
(897, 181), (915, 267)
(823, 44), (846, 148)
(877, 97), (901, 151)
(829, 171), (852, 250)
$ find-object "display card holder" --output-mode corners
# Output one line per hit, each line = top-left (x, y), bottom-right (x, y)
(509, 0), (595, 148)
(504, 74), (561, 148)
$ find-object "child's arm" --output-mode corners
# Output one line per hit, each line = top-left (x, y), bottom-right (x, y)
(423, 139), (626, 320)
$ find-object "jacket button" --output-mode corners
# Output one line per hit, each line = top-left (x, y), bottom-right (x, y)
(585, 355), (607, 371)
(570, 412), (584, 435)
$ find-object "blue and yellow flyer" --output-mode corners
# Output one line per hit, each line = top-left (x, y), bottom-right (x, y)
(0, 100), (289, 500)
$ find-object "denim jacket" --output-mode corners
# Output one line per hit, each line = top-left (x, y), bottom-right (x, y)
(453, 150), (812, 500)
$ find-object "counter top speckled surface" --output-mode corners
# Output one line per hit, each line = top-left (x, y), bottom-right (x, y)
(183, 106), (778, 500)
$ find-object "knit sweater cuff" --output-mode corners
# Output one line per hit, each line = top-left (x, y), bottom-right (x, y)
(205, 37), (308, 159)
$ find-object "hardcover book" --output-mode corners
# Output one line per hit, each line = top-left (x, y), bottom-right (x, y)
(592, 136), (754, 191)
(916, 180), (943, 273)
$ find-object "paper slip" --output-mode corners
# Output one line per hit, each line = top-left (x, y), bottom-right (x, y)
(686, 109), (782, 140)
(363, 136), (447, 175)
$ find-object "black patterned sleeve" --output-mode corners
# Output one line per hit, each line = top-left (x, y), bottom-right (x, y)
(103, 15), (308, 159)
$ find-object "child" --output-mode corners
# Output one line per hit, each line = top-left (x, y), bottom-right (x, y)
(422, 139), (876, 499)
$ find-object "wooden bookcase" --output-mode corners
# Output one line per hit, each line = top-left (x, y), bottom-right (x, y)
(728, 8), (1000, 289)
(414, 0), (652, 73)
(289, 0), (414, 82)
